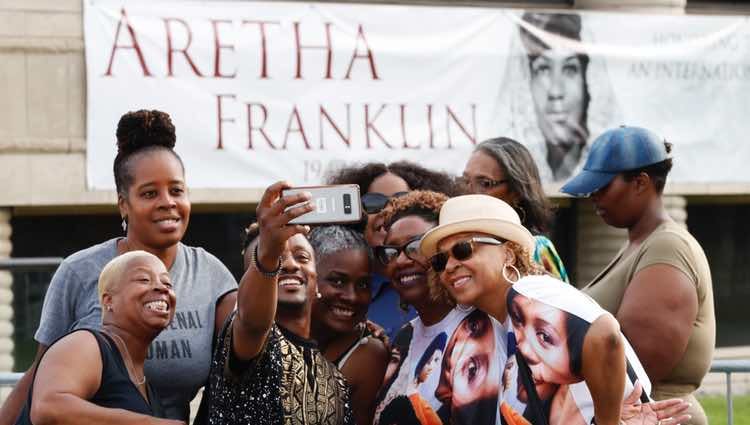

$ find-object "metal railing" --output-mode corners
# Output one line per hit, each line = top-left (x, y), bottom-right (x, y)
(0, 258), (63, 272)
(710, 359), (750, 425)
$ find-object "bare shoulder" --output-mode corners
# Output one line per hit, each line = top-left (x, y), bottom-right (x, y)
(41, 330), (100, 365)
(360, 336), (389, 360)
(345, 336), (389, 370)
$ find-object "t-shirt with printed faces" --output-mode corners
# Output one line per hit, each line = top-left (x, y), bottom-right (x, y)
(499, 275), (651, 425)
(375, 306), (511, 425)
(34, 238), (238, 420)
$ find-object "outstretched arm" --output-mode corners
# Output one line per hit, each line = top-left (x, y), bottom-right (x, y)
(231, 181), (312, 361)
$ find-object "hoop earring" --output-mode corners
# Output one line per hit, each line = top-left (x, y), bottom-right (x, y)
(503, 263), (521, 284)
(121, 216), (128, 233)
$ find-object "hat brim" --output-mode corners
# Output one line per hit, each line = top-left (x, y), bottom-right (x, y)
(560, 169), (617, 197)
(420, 218), (536, 259)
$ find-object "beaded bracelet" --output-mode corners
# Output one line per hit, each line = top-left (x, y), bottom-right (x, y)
(251, 244), (282, 278)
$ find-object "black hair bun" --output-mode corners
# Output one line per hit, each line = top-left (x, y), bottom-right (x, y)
(116, 109), (176, 155)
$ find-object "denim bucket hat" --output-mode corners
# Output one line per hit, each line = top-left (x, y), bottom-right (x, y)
(560, 126), (671, 197)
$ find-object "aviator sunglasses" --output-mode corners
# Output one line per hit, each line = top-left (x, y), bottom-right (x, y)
(375, 235), (424, 265)
(430, 237), (504, 272)
(361, 191), (410, 215)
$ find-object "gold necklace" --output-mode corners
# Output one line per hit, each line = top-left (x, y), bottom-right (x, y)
(102, 329), (147, 386)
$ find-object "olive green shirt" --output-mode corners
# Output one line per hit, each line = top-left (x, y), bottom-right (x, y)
(582, 222), (715, 396)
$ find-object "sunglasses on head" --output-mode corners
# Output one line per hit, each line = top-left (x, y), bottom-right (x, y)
(361, 191), (410, 214)
(430, 237), (504, 272)
(374, 235), (423, 265)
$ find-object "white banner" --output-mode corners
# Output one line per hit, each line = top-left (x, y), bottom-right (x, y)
(84, 0), (750, 189)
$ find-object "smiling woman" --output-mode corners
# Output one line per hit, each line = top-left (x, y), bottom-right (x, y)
(0, 110), (239, 424)
(15, 251), (184, 425)
(309, 225), (388, 425)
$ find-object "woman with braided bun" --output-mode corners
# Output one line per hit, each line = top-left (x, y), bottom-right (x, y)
(0, 110), (238, 424)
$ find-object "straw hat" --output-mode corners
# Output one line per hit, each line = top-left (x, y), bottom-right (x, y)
(419, 194), (536, 257)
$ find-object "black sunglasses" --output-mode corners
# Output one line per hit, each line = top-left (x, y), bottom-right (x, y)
(430, 237), (504, 272)
(374, 235), (423, 265)
(361, 191), (410, 214)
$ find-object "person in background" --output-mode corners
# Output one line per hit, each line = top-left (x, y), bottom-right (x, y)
(561, 126), (715, 425)
(308, 225), (389, 425)
(463, 137), (568, 282)
(0, 110), (238, 424)
(421, 194), (691, 425)
(327, 161), (462, 339)
(204, 182), (353, 424)
(16, 251), (184, 425)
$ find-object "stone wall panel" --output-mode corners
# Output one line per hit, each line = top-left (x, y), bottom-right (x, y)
(0, 53), (27, 139)
(26, 53), (68, 140)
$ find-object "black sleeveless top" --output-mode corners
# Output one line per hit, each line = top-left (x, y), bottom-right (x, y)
(15, 329), (163, 424)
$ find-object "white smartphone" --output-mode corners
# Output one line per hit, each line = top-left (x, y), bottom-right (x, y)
(282, 184), (362, 225)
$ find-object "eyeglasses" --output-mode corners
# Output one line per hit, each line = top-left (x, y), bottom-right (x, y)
(361, 191), (409, 214)
(374, 235), (423, 265)
(462, 176), (508, 192)
(430, 237), (504, 272)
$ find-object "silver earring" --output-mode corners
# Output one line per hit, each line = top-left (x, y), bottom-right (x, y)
(106, 305), (113, 312)
(502, 264), (521, 284)
(316, 292), (322, 299)
(121, 217), (127, 232)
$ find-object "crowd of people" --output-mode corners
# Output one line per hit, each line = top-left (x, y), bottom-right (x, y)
(0, 110), (715, 425)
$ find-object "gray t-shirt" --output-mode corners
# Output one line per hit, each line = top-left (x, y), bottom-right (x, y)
(35, 238), (238, 420)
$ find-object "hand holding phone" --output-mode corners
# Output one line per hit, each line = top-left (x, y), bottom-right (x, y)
(282, 184), (362, 225)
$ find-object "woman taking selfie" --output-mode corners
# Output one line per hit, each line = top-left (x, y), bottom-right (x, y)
(16, 251), (184, 425)
(561, 126), (715, 425)
(0, 110), (238, 423)
(420, 194), (691, 425)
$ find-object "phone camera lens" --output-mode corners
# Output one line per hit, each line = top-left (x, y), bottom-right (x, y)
(343, 194), (352, 214)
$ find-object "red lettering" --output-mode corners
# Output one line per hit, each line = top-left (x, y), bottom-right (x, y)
(243, 20), (280, 79)
(319, 105), (351, 148)
(294, 22), (333, 79)
(283, 107), (311, 149)
(163, 18), (204, 77)
(246, 103), (276, 149)
(104, 8), (152, 77)
(364, 104), (393, 149)
(445, 105), (477, 148)
(216, 94), (236, 149)
(344, 24), (379, 80)
(400, 104), (419, 149)
(211, 19), (236, 78)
